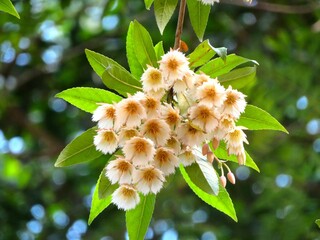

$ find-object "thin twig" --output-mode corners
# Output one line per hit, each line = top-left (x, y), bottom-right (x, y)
(174, 0), (187, 50)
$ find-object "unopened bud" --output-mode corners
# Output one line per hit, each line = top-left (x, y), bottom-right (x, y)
(220, 175), (227, 188)
(207, 151), (214, 163)
(212, 138), (220, 150)
(227, 172), (236, 184)
(237, 152), (246, 165)
(202, 143), (209, 156)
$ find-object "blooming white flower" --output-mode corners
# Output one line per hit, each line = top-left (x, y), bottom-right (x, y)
(161, 103), (181, 129)
(200, 0), (219, 5)
(146, 88), (166, 100)
(115, 97), (146, 129)
(153, 147), (179, 176)
(106, 157), (134, 184)
(189, 104), (219, 133)
(196, 81), (226, 108)
(118, 128), (139, 147)
(133, 166), (165, 195)
(140, 95), (161, 118)
(141, 118), (171, 146)
(173, 70), (194, 93)
(112, 184), (140, 210)
(123, 136), (155, 166)
(214, 115), (235, 141)
(159, 49), (190, 85)
(141, 66), (164, 92)
(225, 126), (249, 148)
(94, 129), (118, 154)
(177, 122), (206, 147)
(193, 73), (213, 87)
(166, 135), (181, 155)
(92, 104), (116, 129)
(179, 146), (196, 166)
(220, 86), (247, 119)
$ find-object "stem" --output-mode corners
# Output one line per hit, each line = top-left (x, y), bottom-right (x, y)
(174, 0), (187, 50)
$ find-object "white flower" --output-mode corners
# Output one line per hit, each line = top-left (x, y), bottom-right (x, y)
(179, 146), (196, 166)
(193, 73), (213, 87)
(166, 135), (181, 155)
(220, 86), (247, 119)
(112, 184), (140, 211)
(94, 129), (118, 154)
(115, 97), (146, 129)
(200, 0), (219, 5)
(123, 136), (155, 166)
(141, 66), (164, 92)
(161, 103), (181, 129)
(153, 147), (179, 176)
(106, 157), (134, 184)
(189, 104), (219, 133)
(133, 166), (165, 195)
(196, 81), (226, 108)
(92, 104), (116, 129)
(159, 49), (190, 85)
(173, 70), (194, 93)
(146, 88), (166, 100)
(118, 128), (139, 147)
(177, 122), (206, 147)
(214, 116), (235, 140)
(140, 95), (161, 118)
(141, 118), (171, 146)
(225, 126), (249, 148)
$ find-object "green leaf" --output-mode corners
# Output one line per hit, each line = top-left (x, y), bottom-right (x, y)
(180, 165), (237, 221)
(154, 41), (165, 61)
(102, 66), (142, 97)
(132, 20), (158, 68)
(0, 0), (20, 19)
(144, 0), (154, 10)
(237, 105), (288, 133)
(154, 0), (178, 34)
(315, 219), (320, 228)
(127, 22), (145, 79)
(186, 0), (211, 41)
(213, 141), (260, 172)
(218, 66), (256, 89)
(98, 157), (119, 199)
(126, 194), (156, 240)
(88, 169), (115, 225)
(198, 54), (258, 78)
(55, 87), (122, 113)
(55, 127), (103, 167)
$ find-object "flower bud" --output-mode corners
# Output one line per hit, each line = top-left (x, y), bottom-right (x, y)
(212, 138), (220, 150)
(207, 151), (214, 163)
(220, 175), (227, 188)
(227, 172), (236, 184)
(202, 143), (209, 156)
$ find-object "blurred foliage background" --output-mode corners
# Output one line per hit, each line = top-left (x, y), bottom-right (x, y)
(0, 0), (320, 239)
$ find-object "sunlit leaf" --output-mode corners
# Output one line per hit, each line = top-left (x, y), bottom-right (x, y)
(189, 40), (217, 69)
(144, 0), (154, 10)
(237, 105), (288, 133)
(315, 219), (320, 228)
(0, 0), (20, 19)
(55, 127), (104, 167)
(98, 157), (119, 199)
(180, 165), (237, 221)
(126, 194), (156, 240)
(154, 0), (178, 34)
(218, 66), (256, 89)
(154, 41), (165, 61)
(55, 87), (122, 113)
(186, 0), (210, 41)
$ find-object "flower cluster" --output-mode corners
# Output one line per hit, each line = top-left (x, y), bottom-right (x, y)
(92, 49), (248, 210)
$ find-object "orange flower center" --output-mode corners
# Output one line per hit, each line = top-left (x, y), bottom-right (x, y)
(145, 120), (161, 135)
(103, 131), (116, 141)
(125, 101), (139, 114)
(105, 107), (115, 119)
(134, 140), (147, 153)
(168, 59), (179, 71)
(155, 149), (169, 164)
(143, 169), (156, 182)
(225, 93), (237, 105)
(117, 160), (131, 172)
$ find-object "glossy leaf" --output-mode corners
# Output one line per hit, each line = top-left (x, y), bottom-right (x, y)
(127, 22), (144, 79)
(154, 0), (178, 34)
(189, 40), (217, 69)
(144, 0), (154, 10)
(180, 165), (237, 221)
(0, 0), (20, 19)
(132, 20), (158, 68)
(102, 65), (142, 97)
(55, 127), (103, 167)
(315, 219), (320, 228)
(126, 194), (156, 240)
(186, 0), (210, 41)
(154, 41), (165, 61)
(213, 141), (260, 172)
(55, 87), (122, 113)
(218, 66), (256, 89)
(237, 105), (288, 133)
(98, 167), (119, 199)
(198, 54), (258, 78)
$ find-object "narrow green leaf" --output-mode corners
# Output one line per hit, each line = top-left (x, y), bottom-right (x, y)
(213, 141), (260, 172)
(102, 67), (142, 97)
(55, 127), (104, 167)
(237, 105), (288, 133)
(315, 219), (320, 228)
(55, 87), (122, 113)
(133, 20), (158, 68)
(154, 0), (178, 34)
(154, 41), (165, 61)
(98, 158), (119, 199)
(180, 165), (238, 221)
(126, 194), (156, 240)
(144, 0), (154, 10)
(198, 54), (258, 78)
(218, 66), (256, 89)
(88, 170), (114, 225)
(0, 0), (20, 19)
(186, 0), (210, 41)
(188, 40), (217, 69)
(127, 22), (144, 79)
